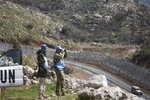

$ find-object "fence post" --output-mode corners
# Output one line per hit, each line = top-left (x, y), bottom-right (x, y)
(0, 88), (1, 96)
(0, 88), (4, 99)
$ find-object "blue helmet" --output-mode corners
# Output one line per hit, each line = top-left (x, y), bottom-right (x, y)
(41, 44), (48, 50)
(55, 46), (62, 51)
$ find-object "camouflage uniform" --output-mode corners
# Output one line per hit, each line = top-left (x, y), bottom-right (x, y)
(53, 48), (67, 96)
(37, 48), (49, 99)
(37, 50), (48, 77)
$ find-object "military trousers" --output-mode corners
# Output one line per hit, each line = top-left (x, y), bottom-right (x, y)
(55, 70), (65, 96)
(38, 77), (46, 94)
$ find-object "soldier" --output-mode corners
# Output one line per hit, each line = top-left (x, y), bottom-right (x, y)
(37, 44), (49, 99)
(53, 46), (67, 96)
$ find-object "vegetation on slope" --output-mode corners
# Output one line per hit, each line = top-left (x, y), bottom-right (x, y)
(4, 0), (150, 47)
(0, 0), (150, 68)
(0, 1), (63, 45)
(2, 84), (78, 100)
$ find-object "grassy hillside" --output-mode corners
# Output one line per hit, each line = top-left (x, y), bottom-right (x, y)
(2, 84), (78, 100)
(1, 0), (150, 45)
(0, 0), (150, 67)
(5, 0), (150, 45)
(0, 1), (64, 45)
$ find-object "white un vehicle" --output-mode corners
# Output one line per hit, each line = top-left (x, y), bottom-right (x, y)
(0, 49), (23, 87)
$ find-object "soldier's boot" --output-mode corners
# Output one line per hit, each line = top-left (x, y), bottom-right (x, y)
(38, 92), (43, 99)
(42, 90), (49, 98)
(42, 93), (49, 98)
(61, 92), (65, 96)
(56, 91), (61, 96)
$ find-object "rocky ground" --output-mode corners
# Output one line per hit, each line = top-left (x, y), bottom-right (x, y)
(23, 64), (145, 100)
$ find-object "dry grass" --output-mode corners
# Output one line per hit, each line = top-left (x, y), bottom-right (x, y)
(71, 67), (92, 80)
(22, 55), (37, 68)
(66, 63), (92, 80)
(0, 1), (60, 45)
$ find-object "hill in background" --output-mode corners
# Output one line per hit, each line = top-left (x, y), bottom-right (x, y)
(3, 0), (150, 45)
(0, 0), (150, 68)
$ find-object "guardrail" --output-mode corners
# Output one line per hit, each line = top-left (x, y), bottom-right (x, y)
(0, 42), (149, 91)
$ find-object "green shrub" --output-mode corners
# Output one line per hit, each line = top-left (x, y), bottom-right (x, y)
(25, 22), (34, 29)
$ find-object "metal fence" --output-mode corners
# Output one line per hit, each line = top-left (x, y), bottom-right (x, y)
(0, 42), (13, 51)
(0, 42), (150, 90)
(69, 51), (150, 90)
(0, 43), (55, 57)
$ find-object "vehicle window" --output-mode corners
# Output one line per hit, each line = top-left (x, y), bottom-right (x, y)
(0, 49), (22, 66)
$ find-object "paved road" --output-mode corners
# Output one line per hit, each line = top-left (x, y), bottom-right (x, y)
(66, 60), (150, 100)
